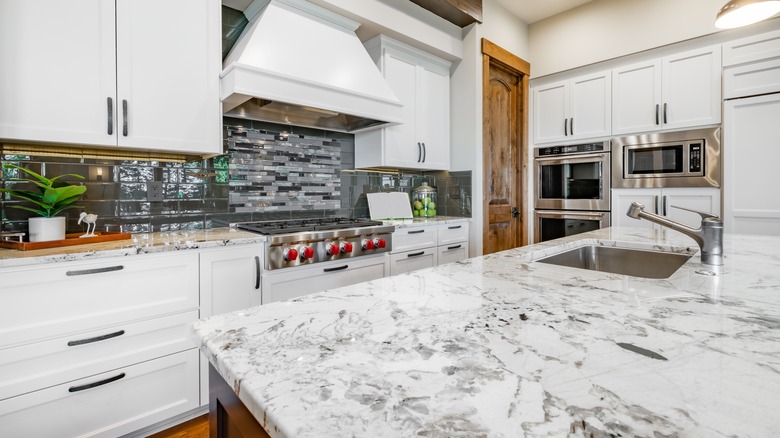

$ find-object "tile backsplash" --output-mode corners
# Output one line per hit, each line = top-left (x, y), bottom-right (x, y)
(1, 118), (471, 234)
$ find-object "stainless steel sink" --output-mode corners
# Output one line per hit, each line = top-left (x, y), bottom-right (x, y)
(537, 245), (693, 279)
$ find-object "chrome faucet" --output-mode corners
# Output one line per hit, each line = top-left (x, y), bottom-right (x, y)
(626, 202), (723, 266)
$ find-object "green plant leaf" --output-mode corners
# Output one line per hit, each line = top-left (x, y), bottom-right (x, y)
(1, 163), (52, 186)
(8, 205), (50, 217)
(49, 173), (86, 183)
(50, 204), (84, 217)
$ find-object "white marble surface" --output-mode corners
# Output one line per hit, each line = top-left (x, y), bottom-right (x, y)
(193, 227), (780, 437)
(382, 216), (470, 228)
(0, 228), (265, 268)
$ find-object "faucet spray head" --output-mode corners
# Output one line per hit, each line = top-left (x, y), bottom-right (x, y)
(627, 202), (644, 219)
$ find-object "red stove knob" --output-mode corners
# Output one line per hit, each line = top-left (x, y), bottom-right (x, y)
(362, 239), (375, 250)
(284, 248), (299, 261)
(326, 243), (340, 256)
(301, 246), (314, 259)
(341, 242), (353, 253)
(374, 238), (386, 249)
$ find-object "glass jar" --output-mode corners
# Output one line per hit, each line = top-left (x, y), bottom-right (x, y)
(411, 182), (438, 217)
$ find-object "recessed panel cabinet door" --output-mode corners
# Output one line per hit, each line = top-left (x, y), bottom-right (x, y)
(382, 52), (419, 166)
(612, 61), (661, 135)
(662, 46), (721, 130)
(116, 0), (220, 153)
(533, 81), (568, 144)
(0, 0), (117, 146)
(417, 66), (450, 170)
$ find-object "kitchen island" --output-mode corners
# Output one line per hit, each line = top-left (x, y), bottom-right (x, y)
(192, 227), (780, 437)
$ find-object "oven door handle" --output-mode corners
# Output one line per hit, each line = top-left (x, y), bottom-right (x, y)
(534, 153), (609, 165)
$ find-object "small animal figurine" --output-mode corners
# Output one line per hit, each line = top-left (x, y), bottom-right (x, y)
(78, 212), (98, 238)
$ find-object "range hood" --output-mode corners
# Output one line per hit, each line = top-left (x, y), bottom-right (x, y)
(221, 0), (403, 133)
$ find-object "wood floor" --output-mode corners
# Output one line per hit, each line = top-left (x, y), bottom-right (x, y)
(149, 414), (209, 438)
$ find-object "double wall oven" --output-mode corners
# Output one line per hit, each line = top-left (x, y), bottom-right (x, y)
(534, 141), (611, 242)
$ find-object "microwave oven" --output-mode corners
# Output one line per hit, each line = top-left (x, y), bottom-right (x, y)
(612, 127), (721, 188)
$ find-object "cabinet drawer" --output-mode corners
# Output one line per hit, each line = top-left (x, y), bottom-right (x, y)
(390, 248), (437, 276)
(0, 349), (200, 438)
(0, 252), (199, 349)
(0, 310), (198, 401)
(262, 255), (388, 305)
(724, 57), (780, 99)
(438, 222), (469, 245)
(722, 29), (780, 67)
(392, 226), (437, 253)
(438, 243), (468, 265)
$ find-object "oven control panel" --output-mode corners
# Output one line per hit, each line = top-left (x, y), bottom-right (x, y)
(535, 140), (610, 157)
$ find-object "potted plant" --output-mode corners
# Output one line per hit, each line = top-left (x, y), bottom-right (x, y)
(1, 163), (87, 242)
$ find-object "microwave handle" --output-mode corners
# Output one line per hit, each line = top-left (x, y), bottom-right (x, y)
(670, 204), (719, 219)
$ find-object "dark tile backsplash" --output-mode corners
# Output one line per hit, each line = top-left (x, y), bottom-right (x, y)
(1, 118), (471, 234)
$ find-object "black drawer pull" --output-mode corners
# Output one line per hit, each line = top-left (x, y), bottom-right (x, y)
(254, 256), (261, 290)
(407, 230), (425, 234)
(447, 245), (462, 250)
(122, 99), (128, 136)
(407, 251), (425, 257)
(324, 265), (348, 272)
(447, 225), (462, 229)
(68, 330), (125, 347)
(68, 372), (125, 393)
(107, 97), (113, 135)
(66, 265), (124, 276)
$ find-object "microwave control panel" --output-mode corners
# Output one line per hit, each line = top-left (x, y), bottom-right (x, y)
(689, 143), (702, 173)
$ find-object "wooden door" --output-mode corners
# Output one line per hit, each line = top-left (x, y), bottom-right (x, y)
(482, 39), (530, 254)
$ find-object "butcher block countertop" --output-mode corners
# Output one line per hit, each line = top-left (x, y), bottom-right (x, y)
(192, 227), (780, 437)
(0, 228), (264, 269)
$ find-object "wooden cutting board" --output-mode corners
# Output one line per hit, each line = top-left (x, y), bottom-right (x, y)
(367, 192), (413, 220)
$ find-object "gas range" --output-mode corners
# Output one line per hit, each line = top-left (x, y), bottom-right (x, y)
(225, 217), (394, 270)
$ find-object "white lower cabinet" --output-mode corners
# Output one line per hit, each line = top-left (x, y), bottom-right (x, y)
(389, 221), (470, 275)
(262, 255), (389, 305)
(0, 348), (199, 438)
(612, 188), (721, 229)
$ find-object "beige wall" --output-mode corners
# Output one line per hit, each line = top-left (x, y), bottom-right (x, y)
(529, 0), (726, 77)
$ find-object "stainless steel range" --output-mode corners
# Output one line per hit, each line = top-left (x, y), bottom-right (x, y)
(227, 217), (394, 270)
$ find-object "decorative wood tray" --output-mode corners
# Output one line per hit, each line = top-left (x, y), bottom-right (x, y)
(0, 231), (132, 251)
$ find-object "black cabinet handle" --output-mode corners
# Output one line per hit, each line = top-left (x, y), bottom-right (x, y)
(448, 225), (462, 230)
(447, 244), (462, 250)
(564, 118), (568, 136)
(663, 103), (668, 124)
(407, 251), (425, 257)
(570, 118), (573, 135)
(254, 256), (260, 290)
(68, 330), (125, 347)
(655, 104), (659, 125)
(422, 142), (426, 162)
(69, 372), (125, 393)
(408, 230), (425, 234)
(122, 99), (128, 136)
(417, 142), (422, 162)
(107, 97), (113, 135)
(66, 265), (124, 276)
(324, 265), (348, 272)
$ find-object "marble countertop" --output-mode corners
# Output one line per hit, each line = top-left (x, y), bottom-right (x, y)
(381, 216), (470, 228)
(193, 227), (780, 437)
(0, 228), (265, 268)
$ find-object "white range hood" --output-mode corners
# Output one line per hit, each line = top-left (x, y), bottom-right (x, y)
(221, 0), (403, 132)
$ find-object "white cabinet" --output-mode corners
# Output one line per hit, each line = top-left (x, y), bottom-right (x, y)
(723, 29), (780, 99)
(533, 70), (611, 144)
(389, 222), (469, 275)
(612, 188), (721, 230)
(199, 245), (263, 318)
(0, 251), (201, 436)
(612, 45), (721, 135)
(723, 93), (780, 236)
(355, 35), (451, 170)
(262, 255), (389, 305)
(0, 0), (221, 155)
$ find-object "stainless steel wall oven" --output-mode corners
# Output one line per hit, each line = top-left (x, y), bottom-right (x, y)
(534, 141), (611, 242)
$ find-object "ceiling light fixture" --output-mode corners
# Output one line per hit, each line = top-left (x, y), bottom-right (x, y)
(715, 0), (780, 28)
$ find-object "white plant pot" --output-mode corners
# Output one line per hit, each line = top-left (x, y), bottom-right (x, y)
(28, 216), (66, 242)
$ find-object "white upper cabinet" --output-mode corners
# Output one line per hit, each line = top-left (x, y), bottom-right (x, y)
(355, 35), (451, 170)
(612, 45), (721, 135)
(533, 70), (611, 145)
(0, 0), (221, 155)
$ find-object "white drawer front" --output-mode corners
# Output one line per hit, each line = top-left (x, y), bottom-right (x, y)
(722, 29), (780, 67)
(0, 349), (200, 438)
(390, 248), (437, 276)
(0, 310), (198, 400)
(392, 226), (437, 253)
(437, 222), (469, 245)
(262, 255), (388, 305)
(0, 252), (199, 349)
(724, 57), (780, 99)
(437, 243), (468, 265)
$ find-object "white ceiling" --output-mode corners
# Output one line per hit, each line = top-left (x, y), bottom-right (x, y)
(494, 0), (594, 24)
(222, 0), (595, 25)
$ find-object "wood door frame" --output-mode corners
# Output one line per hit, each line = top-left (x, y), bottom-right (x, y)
(481, 38), (531, 250)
